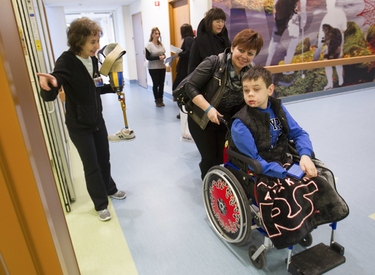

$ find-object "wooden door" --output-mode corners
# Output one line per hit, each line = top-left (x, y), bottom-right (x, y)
(132, 12), (147, 88)
(169, 0), (190, 83)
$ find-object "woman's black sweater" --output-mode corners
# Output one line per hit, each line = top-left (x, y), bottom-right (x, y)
(40, 50), (114, 133)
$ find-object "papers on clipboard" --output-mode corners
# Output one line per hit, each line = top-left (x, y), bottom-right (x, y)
(170, 45), (182, 54)
(165, 55), (178, 66)
(164, 45), (182, 66)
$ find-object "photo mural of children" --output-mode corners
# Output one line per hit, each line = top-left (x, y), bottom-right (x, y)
(265, 0), (307, 71)
(313, 0), (347, 90)
(213, 0), (375, 97)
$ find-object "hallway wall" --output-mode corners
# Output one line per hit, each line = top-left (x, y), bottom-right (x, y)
(45, 6), (68, 59)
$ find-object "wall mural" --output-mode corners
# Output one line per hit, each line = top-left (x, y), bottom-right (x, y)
(213, 0), (375, 97)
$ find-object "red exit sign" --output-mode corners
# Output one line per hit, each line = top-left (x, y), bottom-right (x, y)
(155, 1), (160, 6)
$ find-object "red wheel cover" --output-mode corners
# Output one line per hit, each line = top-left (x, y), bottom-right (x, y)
(209, 178), (240, 234)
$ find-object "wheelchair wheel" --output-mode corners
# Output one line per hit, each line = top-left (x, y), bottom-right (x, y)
(299, 232), (313, 247)
(248, 244), (266, 269)
(202, 165), (252, 246)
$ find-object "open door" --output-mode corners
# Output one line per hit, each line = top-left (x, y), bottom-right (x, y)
(168, 0), (190, 84)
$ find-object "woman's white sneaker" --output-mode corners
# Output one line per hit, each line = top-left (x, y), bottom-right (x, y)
(98, 209), (111, 221)
(110, 190), (127, 200)
(108, 128), (135, 142)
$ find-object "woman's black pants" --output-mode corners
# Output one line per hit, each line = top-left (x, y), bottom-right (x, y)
(188, 116), (227, 180)
(69, 125), (118, 211)
(149, 68), (166, 99)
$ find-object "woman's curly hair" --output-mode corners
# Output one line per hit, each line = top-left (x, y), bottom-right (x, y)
(67, 17), (103, 55)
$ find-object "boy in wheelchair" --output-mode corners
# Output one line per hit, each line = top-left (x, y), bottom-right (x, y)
(229, 65), (349, 249)
(232, 65), (317, 180)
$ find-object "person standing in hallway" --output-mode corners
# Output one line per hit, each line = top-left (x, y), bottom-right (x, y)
(145, 27), (166, 107)
(173, 24), (195, 91)
(37, 17), (126, 222)
(185, 29), (264, 179)
(188, 8), (231, 74)
(173, 23), (195, 119)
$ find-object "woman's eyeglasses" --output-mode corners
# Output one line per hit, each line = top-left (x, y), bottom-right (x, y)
(213, 20), (226, 24)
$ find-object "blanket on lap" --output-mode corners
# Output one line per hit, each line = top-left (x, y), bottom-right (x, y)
(255, 161), (349, 249)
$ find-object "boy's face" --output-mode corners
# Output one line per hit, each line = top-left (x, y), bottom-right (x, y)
(242, 78), (274, 109)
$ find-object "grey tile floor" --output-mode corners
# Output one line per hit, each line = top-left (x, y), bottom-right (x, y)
(101, 83), (375, 275)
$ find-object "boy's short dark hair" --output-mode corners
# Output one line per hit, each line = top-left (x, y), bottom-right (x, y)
(242, 65), (272, 88)
(67, 17), (102, 55)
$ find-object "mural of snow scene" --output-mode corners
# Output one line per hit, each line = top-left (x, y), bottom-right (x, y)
(213, 0), (375, 97)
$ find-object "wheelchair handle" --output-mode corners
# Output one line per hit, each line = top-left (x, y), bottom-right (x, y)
(218, 116), (230, 131)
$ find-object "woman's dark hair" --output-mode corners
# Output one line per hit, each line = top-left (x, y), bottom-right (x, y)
(67, 17), (103, 55)
(232, 29), (264, 56)
(180, 23), (195, 38)
(149, 27), (163, 46)
(204, 8), (226, 33)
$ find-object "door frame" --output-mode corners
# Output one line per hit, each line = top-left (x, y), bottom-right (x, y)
(168, 0), (190, 83)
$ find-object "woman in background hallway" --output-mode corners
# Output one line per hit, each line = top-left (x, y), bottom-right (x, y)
(173, 23), (195, 119)
(146, 27), (166, 107)
(37, 18), (126, 222)
(188, 8), (231, 74)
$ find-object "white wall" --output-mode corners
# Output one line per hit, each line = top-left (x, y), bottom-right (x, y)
(190, 0), (211, 32)
(121, 6), (137, 81)
(45, 6), (68, 61)
(113, 6), (136, 83)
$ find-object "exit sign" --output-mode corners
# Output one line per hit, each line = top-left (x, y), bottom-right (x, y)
(155, 1), (160, 6)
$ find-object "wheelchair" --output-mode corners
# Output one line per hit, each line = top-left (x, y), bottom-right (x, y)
(202, 118), (346, 274)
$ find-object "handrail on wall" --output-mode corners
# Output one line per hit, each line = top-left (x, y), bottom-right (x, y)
(265, 55), (375, 74)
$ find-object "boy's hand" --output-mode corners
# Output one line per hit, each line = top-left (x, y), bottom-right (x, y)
(299, 155), (317, 178)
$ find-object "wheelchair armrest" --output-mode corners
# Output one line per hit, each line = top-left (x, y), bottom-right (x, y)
(226, 148), (263, 174)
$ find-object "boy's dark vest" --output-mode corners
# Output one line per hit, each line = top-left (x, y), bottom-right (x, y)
(231, 97), (291, 164)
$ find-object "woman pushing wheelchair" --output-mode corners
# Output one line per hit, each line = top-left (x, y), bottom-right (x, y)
(184, 29), (264, 180)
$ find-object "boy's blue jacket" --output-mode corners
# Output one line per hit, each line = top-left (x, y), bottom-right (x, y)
(231, 97), (313, 178)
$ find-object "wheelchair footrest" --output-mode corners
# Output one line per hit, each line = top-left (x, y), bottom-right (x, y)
(288, 242), (346, 275)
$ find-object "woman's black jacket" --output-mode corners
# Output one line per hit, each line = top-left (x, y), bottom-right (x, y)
(188, 18), (231, 74)
(184, 48), (254, 128)
(40, 51), (114, 134)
